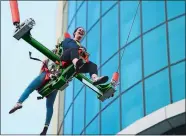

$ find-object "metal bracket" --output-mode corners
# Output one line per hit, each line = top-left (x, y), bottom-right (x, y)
(98, 87), (116, 102)
(13, 18), (35, 40)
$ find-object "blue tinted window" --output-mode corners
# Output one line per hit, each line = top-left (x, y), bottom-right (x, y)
(85, 116), (99, 134)
(101, 55), (119, 108)
(64, 81), (73, 113)
(145, 69), (170, 115)
(121, 38), (142, 91)
(81, 36), (86, 47)
(120, 1), (141, 45)
(73, 90), (85, 134)
(143, 25), (168, 76)
(168, 16), (185, 64)
(88, 2), (100, 30)
(142, 1), (165, 32)
(167, 1), (185, 19)
(101, 99), (120, 134)
(74, 79), (84, 97)
(87, 22), (100, 65)
(64, 107), (72, 134)
(102, 1), (117, 15)
(102, 6), (118, 63)
(76, 2), (86, 29)
(122, 83), (143, 128)
(68, 20), (75, 37)
(77, 1), (84, 10)
(86, 87), (99, 125)
(171, 62), (186, 102)
(68, 1), (76, 26)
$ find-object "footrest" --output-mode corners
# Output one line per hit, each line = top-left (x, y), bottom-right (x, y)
(98, 87), (116, 102)
(13, 18), (35, 40)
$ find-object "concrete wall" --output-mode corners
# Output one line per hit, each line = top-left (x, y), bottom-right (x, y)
(50, 1), (68, 134)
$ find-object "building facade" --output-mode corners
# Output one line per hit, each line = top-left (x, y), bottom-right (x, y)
(52, 1), (185, 135)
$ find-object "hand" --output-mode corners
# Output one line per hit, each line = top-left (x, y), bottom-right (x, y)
(49, 74), (56, 79)
(55, 61), (60, 65)
(79, 47), (85, 52)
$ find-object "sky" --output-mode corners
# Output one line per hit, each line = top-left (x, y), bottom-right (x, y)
(1, 1), (58, 134)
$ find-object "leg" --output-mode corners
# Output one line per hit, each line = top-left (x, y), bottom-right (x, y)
(45, 90), (58, 125)
(79, 61), (109, 85)
(9, 72), (46, 114)
(61, 48), (84, 70)
(40, 90), (58, 135)
(18, 72), (46, 103)
(79, 61), (98, 76)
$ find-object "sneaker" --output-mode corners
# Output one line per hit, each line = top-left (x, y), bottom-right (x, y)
(40, 125), (48, 135)
(93, 76), (109, 85)
(9, 103), (22, 114)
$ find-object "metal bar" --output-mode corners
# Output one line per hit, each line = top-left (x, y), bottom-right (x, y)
(22, 34), (60, 62)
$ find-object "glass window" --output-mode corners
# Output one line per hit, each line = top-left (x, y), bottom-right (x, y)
(73, 90), (85, 134)
(121, 38), (142, 91)
(68, 20), (75, 37)
(87, 22), (100, 65)
(145, 69), (170, 115)
(68, 1), (76, 27)
(120, 1), (141, 45)
(76, 2), (86, 29)
(85, 116), (99, 134)
(86, 87), (99, 125)
(88, 1), (100, 30)
(74, 79), (84, 97)
(171, 62), (186, 102)
(101, 99), (120, 134)
(102, 1), (117, 15)
(77, 1), (84, 10)
(167, 1), (185, 19)
(102, 6), (118, 63)
(81, 36), (86, 48)
(168, 16), (185, 64)
(59, 92), (65, 132)
(142, 1), (165, 32)
(64, 81), (74, 114)
(143, 24), (168, 76)
(122, 83), (144, 129)
(63, 107), (73, 134)
(101, 55), (119, 108)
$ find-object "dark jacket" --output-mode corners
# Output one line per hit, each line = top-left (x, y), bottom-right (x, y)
(61, 38), (86, 51)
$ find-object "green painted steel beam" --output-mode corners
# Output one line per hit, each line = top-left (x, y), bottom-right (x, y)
(22, 34), (60, 62)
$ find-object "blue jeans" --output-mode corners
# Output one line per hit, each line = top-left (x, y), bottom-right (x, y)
(18, 72), (58, 125)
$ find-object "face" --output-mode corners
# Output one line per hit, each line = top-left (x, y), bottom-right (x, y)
(74, 27), (85, 41)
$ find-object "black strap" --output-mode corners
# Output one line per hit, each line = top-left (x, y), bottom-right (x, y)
(29, 51), (48, 68)
(37, 96), (44, 100)
(29, 51), (43, 62)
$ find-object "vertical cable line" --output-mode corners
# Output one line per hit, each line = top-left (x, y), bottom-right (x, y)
(99, 1), (102, 134)
(165, 0), (173, 104)
(118, 0), (122, 131)
(140, 0), (146, 116)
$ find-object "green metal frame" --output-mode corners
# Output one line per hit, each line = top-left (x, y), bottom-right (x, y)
(19, 31), (116, 101)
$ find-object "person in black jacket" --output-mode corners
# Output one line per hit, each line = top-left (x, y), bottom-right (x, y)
(61, 27), (108, 85)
